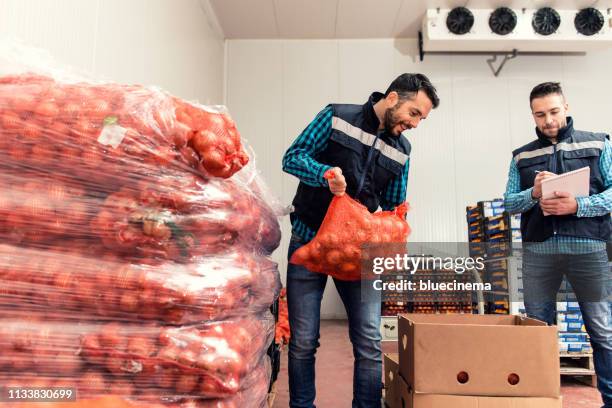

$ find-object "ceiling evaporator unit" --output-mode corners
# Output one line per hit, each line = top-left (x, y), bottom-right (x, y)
(419, 6), (612, 76)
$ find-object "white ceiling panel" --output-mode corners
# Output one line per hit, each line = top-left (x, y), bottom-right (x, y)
(336, 0), (403, 38)
(392, 0), (428, 38)
(273, 0), (339, 38)
(210, 0), (612, 39)
(209, 0), (278, 38)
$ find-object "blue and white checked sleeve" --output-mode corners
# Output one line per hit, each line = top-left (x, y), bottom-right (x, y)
(576, 138), (612, 217)
(380, 159), (410, 211)
(504, 158), (538, 214)
(282, 106), (333, 187)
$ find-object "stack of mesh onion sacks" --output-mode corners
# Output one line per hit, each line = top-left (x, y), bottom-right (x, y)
(0, 70), (281, 408)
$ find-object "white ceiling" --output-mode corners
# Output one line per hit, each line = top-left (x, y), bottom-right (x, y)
(208, 0), (612, 39)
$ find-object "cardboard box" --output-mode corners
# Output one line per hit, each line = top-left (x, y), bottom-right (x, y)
(384, 353), (400, 408)
(398, 314), (560, 398)
(399, 376), (562, 408)
(557, 322), (586, 333)
(559, 342), (592, 354)
(557, 312), (583, 323)
(558, 333), (589, 343)
(557, 302), (580, 312)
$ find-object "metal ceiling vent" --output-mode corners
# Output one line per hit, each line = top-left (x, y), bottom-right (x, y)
(446, 7), (474, 35)
(489, 7), (517, 35)
(532, 7), (561, 36)
(420, 7), (612, 76)
(575, 8), (605, 36)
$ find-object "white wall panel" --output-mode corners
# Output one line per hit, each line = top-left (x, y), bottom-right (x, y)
(451, 75), (511, 240)
(338, 40), (394, 103)
(563, 49), (612, 136)
(226, 41), (283, 186)
(502, 54), (565, 151)
(1, 0), (224, 103)
(95, 0), (224, 103)
(563, 81), (612, 137)
(393, 40), (457, 242)
(401, 77), (458, 243)
(225, 40), (285, 274)
(0, 0), (99, 72)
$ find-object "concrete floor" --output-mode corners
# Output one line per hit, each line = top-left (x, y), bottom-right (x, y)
(272, 320), (603, 408)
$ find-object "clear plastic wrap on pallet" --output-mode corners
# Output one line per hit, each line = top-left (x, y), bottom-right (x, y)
(0, 160), (280, 259)
(0, 67), (248, 182)
(0, 41), (281, 259)
(0, 359), (270, 408)
(0, 40), (280, 403)
(0, 244), (280, 324)
(140, 358), (271, 408)
(0, 312), (273, 400)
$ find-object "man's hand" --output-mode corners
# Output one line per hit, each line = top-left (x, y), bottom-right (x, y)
(532, 171), (556, 199)
(540, 191), (578, 216)
(327, 167), (346, 196)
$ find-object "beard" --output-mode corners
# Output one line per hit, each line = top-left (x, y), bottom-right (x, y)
(383, 105), (410, 136)
(541, 125), (559, 137)
(540, 118), (567, 138)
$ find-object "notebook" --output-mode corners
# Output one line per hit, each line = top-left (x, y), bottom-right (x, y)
(541, 166), (590, 215)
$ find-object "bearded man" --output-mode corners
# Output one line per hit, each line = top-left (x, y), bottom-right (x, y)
(282, 73), (440, 408)
(504, 82), (611, 408)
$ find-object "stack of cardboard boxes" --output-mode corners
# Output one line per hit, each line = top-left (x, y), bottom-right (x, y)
(384, 314), (562, 408)
(557, 301), (591, 354)
(510, 213), (523, 243)
(467, 199), (513, 315)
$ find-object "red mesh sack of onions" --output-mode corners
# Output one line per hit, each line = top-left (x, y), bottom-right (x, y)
(0, 73), (248, 188)
(0, 168), (281, 260)
(92, 172), (281, 259)
(0, 244), (280, 325)
(0, 312), (273, 400)
(290, 172), (411, 280)
(0, 359), (270, 408)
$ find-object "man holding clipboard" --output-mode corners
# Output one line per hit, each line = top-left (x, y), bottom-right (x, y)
(540, 167), (591, 216)
(504, 82), (612, 408)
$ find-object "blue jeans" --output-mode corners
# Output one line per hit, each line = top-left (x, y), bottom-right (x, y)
(287, 234), (382, 408)
(523, 249), (612, 408)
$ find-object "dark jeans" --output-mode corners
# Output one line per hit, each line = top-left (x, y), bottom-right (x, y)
(287, 234), (382, 408)
(523, 249), (612, 408)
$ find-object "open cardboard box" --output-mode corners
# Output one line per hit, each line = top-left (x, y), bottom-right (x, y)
(398, 314), (560, 398)
(399, 376), (562, 408)
(384, 353), (400, 408)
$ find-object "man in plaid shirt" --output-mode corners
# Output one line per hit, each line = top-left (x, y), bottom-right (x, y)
(504, 82), (612, 408)
(282, 74), (439, 408)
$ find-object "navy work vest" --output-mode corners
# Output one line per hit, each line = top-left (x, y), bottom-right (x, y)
(291, 92), (411, 232)
(513, 117), (610, 242)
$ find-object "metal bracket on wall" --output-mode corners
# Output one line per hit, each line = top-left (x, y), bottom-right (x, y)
(416, 33), (586, 77)
(418, 31), (425, 62)
(418, 33), (518, 77)
(486, 49), (517, 77)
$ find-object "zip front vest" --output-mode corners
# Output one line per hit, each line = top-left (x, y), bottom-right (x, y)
(291, 92), (411, 232)
(513, 118), (610, 242)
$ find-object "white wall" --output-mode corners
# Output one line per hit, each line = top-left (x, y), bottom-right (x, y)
(226, 38), (612, 318)
(0, 0), (225, 104)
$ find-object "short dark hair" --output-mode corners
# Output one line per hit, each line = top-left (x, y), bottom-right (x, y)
(530, 82), (564, 103)
(385, 73), (440, 109)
